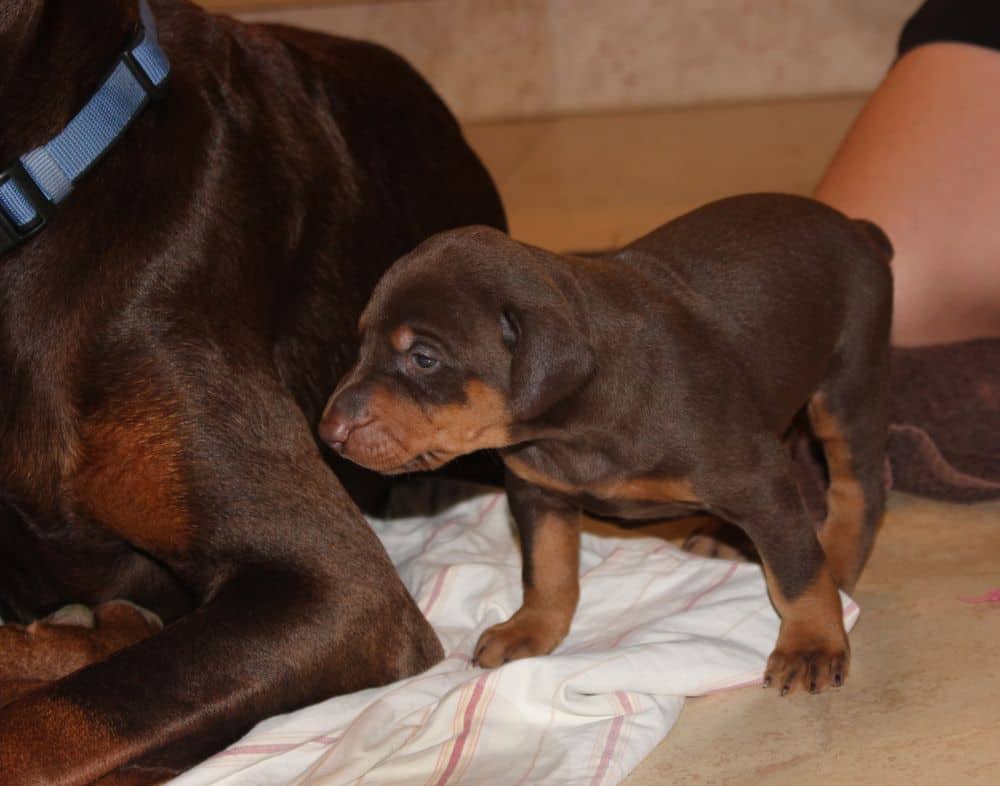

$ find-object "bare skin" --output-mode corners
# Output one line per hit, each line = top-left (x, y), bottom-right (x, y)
(815, 42), (1000, 347)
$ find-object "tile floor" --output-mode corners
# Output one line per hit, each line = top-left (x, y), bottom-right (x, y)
(464, 99), (1000, 786)
(464, 96), (865, 251)
(227, 0), (906, 122)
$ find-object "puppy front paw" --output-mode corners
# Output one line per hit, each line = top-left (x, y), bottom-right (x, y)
(763, 622), (849, 695)
(473, 610), (569, 668)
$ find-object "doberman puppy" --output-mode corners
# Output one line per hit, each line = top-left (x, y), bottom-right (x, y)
(0, 0), (504, 782)
(320, 194), (894, 696)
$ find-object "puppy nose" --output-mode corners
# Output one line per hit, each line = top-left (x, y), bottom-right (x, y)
(319, 384), (369, 451)
(321, 413), (353, 451)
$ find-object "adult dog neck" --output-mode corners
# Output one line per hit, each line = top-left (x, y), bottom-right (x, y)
(0, 0), (138, 160)
(0, 1), (43, 96)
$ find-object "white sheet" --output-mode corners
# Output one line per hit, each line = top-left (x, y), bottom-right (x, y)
(172, 493), (858, 786)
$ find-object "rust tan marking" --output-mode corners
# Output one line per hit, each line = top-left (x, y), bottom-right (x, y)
(0, 678), (47, 710)
(808, 393), (867, 591)
(0, 694), (120, 783)
(503, 455), (577, 496)
(342, 379), (513, 473)
(389, 324), (415, 352)
(761, 561), (849, 694)
(503, 456), (699, 505)
(0, 602), (161, 698)
(474, 511), (581, 667)
(72, 388), (192, 555)
(522, 511), (582, 619)
(591, 475), (700, 504)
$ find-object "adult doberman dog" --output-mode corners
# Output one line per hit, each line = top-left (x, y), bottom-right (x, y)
(321, 195), (893, 696)
(0, 0), (504, 782)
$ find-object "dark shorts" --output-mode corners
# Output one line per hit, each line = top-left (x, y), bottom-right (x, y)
(899, 0), (1000, 57)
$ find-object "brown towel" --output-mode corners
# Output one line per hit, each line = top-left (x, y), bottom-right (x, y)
(887, 338), (1000, 502)
(794, 339), (1000, 518)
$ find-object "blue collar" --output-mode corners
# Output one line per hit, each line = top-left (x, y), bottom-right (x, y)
(0, 0), (170, 256)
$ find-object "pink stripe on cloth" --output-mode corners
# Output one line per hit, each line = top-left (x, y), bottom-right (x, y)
(603, 550), (688, 649)
(421, 566), (452, 616)
(433, 673), (490, 786)
(588, 692), (635, 786)
(681, 562), (738, 611)
(580, 545), (623, 579)
(415, 494), (503, 561)
(420, 495), (503, 616)
(215, 734), (342, 758)
(589, 716), (624, 786)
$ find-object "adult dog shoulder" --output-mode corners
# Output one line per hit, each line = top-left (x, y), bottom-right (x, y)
(0, 1), (505, 783)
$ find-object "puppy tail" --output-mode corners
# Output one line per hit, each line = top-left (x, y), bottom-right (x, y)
(852, 218), (894, 264)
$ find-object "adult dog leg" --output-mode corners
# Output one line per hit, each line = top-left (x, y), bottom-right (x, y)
(0, 602), (161, 709)
(0, 386), (441, 785)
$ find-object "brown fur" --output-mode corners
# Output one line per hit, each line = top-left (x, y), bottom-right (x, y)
(474, 510), (581, 667)
(322, 197), (893, 697)
(0, 696), (118, 784)
(505, 455), (698, 505)
(590, 475), (700, 504)
(0, 0), (506, 781)
(762, 565), (849, 695)
(72, 388), (192, 555)
(322, 378), (511, 474)
(0, 602), (162, 709)
(808, 394), (872, 591)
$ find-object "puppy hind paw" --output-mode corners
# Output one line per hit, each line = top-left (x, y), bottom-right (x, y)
(763, 646), (849, 696)
(682, 522), (756, 562)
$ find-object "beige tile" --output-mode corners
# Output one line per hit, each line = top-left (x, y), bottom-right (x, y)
(234, 0), (914, 121)
(464, 96), (866, 251)
(463, 98), (1000, 786)
(623, 496), (1000, 786)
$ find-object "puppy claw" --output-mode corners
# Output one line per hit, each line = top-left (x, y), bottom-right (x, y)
(765, 645), (849, 696)
(473, 612), (566, 669)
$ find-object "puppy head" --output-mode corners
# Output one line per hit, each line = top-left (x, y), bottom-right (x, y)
(318, 226), (596, 474)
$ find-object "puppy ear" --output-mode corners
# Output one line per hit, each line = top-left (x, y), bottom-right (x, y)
(503, 305), (596, 421)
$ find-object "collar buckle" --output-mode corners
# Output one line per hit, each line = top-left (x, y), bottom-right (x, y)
(122, 27), (167, 101)
(0, 161), (55, 255)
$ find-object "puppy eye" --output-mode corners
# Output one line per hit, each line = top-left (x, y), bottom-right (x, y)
(410, 351), (438, 370)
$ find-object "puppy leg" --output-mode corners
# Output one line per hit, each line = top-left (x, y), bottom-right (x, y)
(808, 393), (887, 592)
(711, 443), (849, 695)
(475, 476), (580, 667)
(760, 560), (848, 695)
(808, 342), (890, 592)
(0, 601), (163, 708)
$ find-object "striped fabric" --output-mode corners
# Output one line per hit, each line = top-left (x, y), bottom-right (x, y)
(170, 492), (858, 785)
